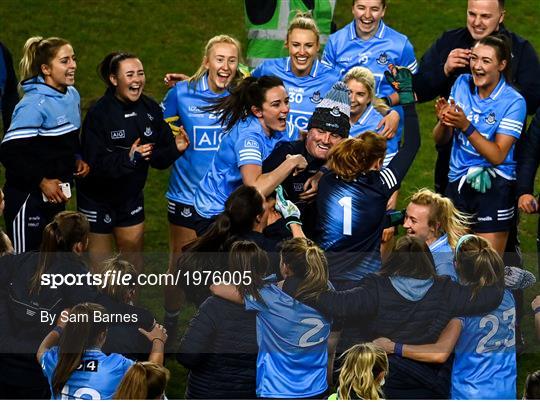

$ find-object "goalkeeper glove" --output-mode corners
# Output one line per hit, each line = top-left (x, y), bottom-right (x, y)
(165, 116), (181, 136)
(384, 64), (416, 105)
(275, 185), (302, 230)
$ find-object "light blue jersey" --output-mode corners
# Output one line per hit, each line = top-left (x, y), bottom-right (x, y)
(451, 290), (516, 400)
(349, 104), (394, 167)
(162, 75), (228, 205)
(322, 20), (417, 165)
(194, 115), (297, 218)
(245, 284), (330, 398)
(449, 74), (526, 182)
(429, 234), (457, 281)
(3, 76), (80, 143)
(252, 58), (341, 131)
(41, 347), (134, 400)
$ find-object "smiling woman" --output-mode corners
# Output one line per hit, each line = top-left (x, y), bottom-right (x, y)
(76, 52), (190, 274)
(0, 36), (90, 254)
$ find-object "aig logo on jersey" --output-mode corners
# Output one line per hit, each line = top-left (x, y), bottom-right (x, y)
(194, 126), (223, 151)
(111, 130), (126, 140)
(485, 112), (497, 125)
(244, 139), (260, 149)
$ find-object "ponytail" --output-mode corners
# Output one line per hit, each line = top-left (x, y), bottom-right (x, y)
(409, 188), (471, 248)
(336, 343), (388, 400)
(328, 133), (386, 181)
(280, 238), (329, 302)
(113, 362), (170, 400)
(19, 36), (70, 81)
(97, 52), (138, 88)
(52, 303), (108, 397)
(455, 235), (504, 298)
(228, 240), (268, 300)
(203, 75), (285, 132)
(30, 212), (89, 294)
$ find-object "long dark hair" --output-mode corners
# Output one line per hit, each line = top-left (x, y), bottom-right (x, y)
(183, 185), (264, 253)
(380, 236), (436, 279)
(52, 303), (108, 397)
(228, 240), (268, 300)
(203, 75), (285, 132)
(30, 212), (90, 294)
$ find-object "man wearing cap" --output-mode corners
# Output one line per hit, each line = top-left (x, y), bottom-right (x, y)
(263, 80), (350, 236)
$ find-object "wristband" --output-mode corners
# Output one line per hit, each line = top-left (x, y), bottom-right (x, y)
(394, 342), (404, 357)
(534, 306), (540, 315)
(463, 123), (476, 138)
(52, 325), (63, 336)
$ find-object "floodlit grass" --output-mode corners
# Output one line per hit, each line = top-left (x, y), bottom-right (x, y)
(1, 0), (539, 398)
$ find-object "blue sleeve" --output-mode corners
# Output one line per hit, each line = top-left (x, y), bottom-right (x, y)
(382, 104), (420, 193)
(161, 86), (181, 122)
(3, 99), (43, 141)
(148, 101), (182, 170)
(245, 293), (265, 312)
(322, 37), (337, 68)
(235, 134), (264, 167)
(40, 347), (59, 381)
(251, 63), (264, 78)
(497, 98), (526, 139)
(401, 39), (418, 73)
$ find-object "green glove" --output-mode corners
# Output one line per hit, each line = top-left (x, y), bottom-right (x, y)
(384, 64), (416, 105)
(466, 168), (495, 193)
(275, 185), (302, 230)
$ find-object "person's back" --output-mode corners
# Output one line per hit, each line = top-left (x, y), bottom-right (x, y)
(178, 296), (258, 399)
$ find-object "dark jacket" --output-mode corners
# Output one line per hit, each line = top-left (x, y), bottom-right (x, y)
(413, 25), (540, 113)
(177, 296), (258, 399)
(78, 88), (181, 205)
(516, 107), (540, 197)
(315, 274), (503, 399)
(0, 42), (18, 134)
(0, 252), (154, 386)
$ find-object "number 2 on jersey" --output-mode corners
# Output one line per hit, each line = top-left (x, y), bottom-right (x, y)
(476, 307), (516, 353)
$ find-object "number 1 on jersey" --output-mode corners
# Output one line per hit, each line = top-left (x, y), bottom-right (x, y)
(338, 196), (352, 235)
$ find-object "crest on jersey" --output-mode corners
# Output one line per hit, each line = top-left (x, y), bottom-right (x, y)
(104, 214), (112, 224)
(485, 112), (496, 125)
(181, 207), (192, 218)
(330, 106), (341, 117)
(310, 91), (322, 104)
(376, 52), (389, 65)
(144, 127), (153, 137)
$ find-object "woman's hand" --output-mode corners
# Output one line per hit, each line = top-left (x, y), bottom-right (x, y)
(441, 100), (469, 131)
(518, 194), (538, 214)
(139, 322), (168, 344)
(40, 178), (68, 203)
(163, 73), (189, 88)
(74, 159), (90, 178)
(129, 138), (154, 162)
(435, 97), (450, 122)
(286, 154), (307, 176)
(373, 337), (396, 354)
(174, 125), (191, 153)
(377, 109), (400, 139)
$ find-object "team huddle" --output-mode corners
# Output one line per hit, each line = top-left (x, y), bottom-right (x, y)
(0, 0), (540, 399)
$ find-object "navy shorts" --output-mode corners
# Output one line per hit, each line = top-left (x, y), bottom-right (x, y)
(77, 191), (144, 234)
(3, 185), (65, 253)
(446, 174), (515, 233)
(167, 200), (198, 230)
(191, 208), (216, 237)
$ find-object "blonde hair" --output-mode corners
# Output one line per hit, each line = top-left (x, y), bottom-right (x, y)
(344, 67), (390, 115)
(113, 362), (170, 399)
(99, 255), (137, 303)
(337, 343), (388, 400)
(328, 132), (387, 181)
(280, 237), (329, 302)
(409, 188), (471, 249)
(455, 235), (504, 298)
(19, 36), (70, 81)
(189, 35), (243, 86)
(286, 11), (320, 44)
